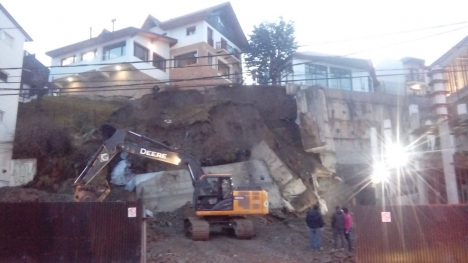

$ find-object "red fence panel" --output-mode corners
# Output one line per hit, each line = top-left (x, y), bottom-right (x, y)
(354, 205), (468, 263)
(0, 201), (143, 263)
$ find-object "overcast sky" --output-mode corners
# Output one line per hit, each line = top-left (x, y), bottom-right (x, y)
(2, 0), (468, 66)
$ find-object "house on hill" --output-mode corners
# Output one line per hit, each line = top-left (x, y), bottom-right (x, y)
(0, 4), (33, 186)
(46, 2), (247, 99)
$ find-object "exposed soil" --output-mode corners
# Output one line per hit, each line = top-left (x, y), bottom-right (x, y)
(4, 85), (353, 262)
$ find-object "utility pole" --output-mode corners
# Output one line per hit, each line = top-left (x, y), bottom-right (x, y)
(111, 19), (116, 32)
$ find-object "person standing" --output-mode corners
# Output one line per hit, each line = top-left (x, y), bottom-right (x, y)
(331, 206), (346, 251)
(306, 204), (324, 251)
(343, 207), (353, 252)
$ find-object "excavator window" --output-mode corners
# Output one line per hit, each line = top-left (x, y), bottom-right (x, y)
(197, 177), (233, 211)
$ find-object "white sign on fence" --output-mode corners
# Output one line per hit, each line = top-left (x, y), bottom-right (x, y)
(128, 207), (137, 218)
(381, 212), (391, 222)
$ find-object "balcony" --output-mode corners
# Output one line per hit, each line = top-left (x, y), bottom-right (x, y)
(216, 41), (241, 62)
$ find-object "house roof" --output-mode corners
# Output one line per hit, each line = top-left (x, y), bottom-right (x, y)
(142, 2), (248, 49)
(292, 52), (373, 70)
(141, 15), (161, 31)
(430, 35), (468, 67)
(45, 27), (177, 57)
(0, 4), (33, 41)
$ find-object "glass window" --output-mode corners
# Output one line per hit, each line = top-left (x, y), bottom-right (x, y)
(81, 50), (96, 61)
(207, 52), (215, 68)
(103, 42), (126, 60)
(153, 53), (166, 71)
(218, 60), (230, 76)
(61, 56), (76, 66)
(134, 42), (148, 61)
(186, 26), (196, 36)
(0, 30), (14, 47)
(329, 67), (352, 90)
(0, 70), (7, 82)
(305, 64), (328, 87)
(174, 51), (197, 67)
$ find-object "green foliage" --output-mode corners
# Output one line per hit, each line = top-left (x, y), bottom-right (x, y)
(245, 17), (298, 85)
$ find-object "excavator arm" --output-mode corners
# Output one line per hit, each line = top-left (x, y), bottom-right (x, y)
(73, 129), (205, 202)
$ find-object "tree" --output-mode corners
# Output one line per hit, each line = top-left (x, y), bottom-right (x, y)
(245, 17), (298, 85)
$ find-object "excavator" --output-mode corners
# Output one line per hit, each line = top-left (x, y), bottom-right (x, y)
(73, 128), (269, 240)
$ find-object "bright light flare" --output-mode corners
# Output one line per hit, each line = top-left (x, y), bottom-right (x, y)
(115, 65), (122, 71)
(386, 143), (408, 168)
(372, 162), (389, 184)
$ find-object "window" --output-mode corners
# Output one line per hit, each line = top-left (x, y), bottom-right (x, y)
(153, 53), (166, 71)
(305, 64), (328, 87)
(186, 26), (196, 36)
(329, 67), (352, 90)
(134, 42), (149, 61)
(207, 27), (213, 47)
(0, 30), (14, 47)
(0, 110), (4, 122)
(174, 51), (197, 67)
(218, 60), (230, 76)
(81, 50), (96, 61)
(61, 56), (76, 66)
(0, 71), (7, 82)
(207, 52), (215, 68)
(103, 42), (126, 60)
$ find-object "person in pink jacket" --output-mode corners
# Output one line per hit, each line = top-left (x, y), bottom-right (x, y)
(342, 207), (353, 252)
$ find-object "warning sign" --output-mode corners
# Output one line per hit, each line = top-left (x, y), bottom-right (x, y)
(128, 207), (137, 218)
(381, 212), (391, 222)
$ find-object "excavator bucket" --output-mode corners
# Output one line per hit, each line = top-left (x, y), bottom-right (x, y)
(74, 180), (111, 202)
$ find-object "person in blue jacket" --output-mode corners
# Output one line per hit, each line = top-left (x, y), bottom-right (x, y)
(306, 204), (325, 251)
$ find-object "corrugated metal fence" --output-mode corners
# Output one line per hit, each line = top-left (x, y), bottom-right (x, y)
(354, 205), (468, 263)
(0, 201), (143, 263)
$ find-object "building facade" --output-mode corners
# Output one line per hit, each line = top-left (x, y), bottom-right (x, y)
(46, 2), (247, 99)
(0, 4), (32, 186)
(281, 52), (378, 92)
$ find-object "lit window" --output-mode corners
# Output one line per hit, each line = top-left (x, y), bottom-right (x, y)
(103, 42), (126, 60)
(134, 42), (149, 61)
(153, 53), (166, 72)
(0, 30), (14, 47)
(174, 51), (197, 67)
(0, 71), (7, 82)
(81, 50), (96, 61)
(186, 26), (196, 36)
(61, 56), (76, 66)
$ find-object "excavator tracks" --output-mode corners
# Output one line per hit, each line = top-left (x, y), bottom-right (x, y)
(231, 218), (255, 239)
(184, 217), (210, 241)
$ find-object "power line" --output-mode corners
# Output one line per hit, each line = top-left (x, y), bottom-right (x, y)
(299, 20), (468, 47)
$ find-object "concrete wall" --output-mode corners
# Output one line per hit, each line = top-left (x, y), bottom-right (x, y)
(0, 10), (27, 180)
(288, 84), (433, 204)
(136, 160), (283, 212)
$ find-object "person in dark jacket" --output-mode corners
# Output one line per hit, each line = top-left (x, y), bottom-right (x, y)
(331, 206), (346, 251)
(306, 204), (324, 251)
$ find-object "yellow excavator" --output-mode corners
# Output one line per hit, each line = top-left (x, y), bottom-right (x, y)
(73, 128), (269, 240)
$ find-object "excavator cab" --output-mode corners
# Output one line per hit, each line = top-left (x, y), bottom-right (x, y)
(196, 176), (233, 211)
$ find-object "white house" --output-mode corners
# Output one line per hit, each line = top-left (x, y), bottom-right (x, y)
(0, 4), (33, 186)
(46, 2), (248, 99)
(281, 52), (377, 92)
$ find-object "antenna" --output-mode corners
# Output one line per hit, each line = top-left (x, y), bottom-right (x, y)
(111, 19), (116, 32)
(90, 27), (92, 39)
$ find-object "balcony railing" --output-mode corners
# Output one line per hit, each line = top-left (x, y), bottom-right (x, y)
(216, 41), (241, 60)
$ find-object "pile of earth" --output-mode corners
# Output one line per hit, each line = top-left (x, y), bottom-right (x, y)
(11, 85), (326, 206)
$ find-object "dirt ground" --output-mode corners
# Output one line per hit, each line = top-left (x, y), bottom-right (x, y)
(146, 204), (356, 263)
